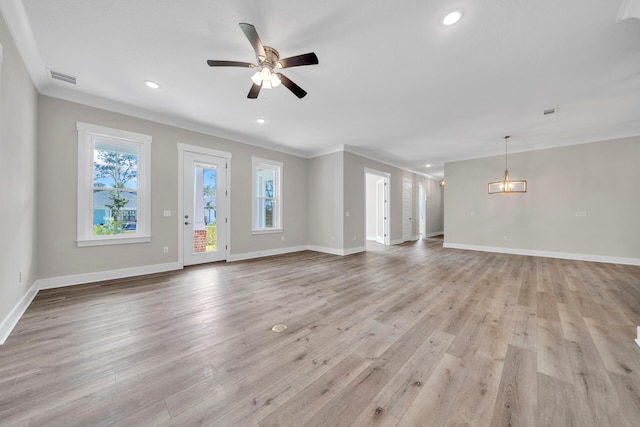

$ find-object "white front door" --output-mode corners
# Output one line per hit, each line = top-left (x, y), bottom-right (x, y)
(402, 178), (413, 241)
(182, 151), (228, 266)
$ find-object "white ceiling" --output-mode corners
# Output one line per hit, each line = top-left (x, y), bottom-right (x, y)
(2, 0), (640, 177)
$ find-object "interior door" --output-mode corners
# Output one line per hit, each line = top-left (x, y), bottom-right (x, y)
(376, 178), (386, 244)
(183, 151), (227, 265)
(402, 178), (413, 241)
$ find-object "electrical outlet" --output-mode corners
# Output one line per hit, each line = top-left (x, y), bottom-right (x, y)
(503, 235), (508, 241)
(281, 236), (285, 241)
(163, 246), (169, 253)
(163, 210), (171, 217)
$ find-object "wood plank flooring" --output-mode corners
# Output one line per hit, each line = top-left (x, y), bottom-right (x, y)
(1, 240), (639, 426)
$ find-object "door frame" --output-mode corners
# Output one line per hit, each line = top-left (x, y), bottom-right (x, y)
(177, 143), (232, 267)
(418, 182), (426, 239)
(402, 177), (413, 242)
(364, 168), (390, 247)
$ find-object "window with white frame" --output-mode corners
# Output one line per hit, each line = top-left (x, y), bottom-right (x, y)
(252, 157), (282, 233)
(77, 122), (152, 246)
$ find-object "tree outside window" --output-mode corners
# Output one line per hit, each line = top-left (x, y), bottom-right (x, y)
(92, 142), (139, 235)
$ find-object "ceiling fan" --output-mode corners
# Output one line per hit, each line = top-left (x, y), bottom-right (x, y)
(207, 23), (319, 99)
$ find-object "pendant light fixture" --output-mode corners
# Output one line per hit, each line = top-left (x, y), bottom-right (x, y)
(488, 136), (527, 194)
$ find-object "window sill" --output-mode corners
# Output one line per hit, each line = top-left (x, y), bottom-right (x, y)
(77, 235), (151, 247)
(252, 228), (283, 235)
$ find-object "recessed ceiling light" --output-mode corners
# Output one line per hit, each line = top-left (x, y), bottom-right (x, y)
(257, 118), (266, 124)
(145, 80), (159, 89)
(426, 164), (432, 168)
(442, 11), (462, 26)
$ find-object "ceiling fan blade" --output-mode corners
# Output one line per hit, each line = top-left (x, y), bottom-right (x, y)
(247, 83), (262, 99)
(278, 52), (319, 68)
(207, 59), (254, 67)
(276, 73), (307, 98)
(239, 23), (266, 60)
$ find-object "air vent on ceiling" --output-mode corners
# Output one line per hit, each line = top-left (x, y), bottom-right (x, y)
(49, 70), (77, 85)
(543, 107), (558, 116)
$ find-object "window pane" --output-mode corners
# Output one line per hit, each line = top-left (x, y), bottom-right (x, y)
(256, 167), (275, 198)
(193, 165), (218, 253)
(256, 198), (275, 228)
(93, 141), (139, 189)
(93, 189), (137, 235)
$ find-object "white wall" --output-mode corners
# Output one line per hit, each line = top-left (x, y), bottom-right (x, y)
(444, 136), (640, 263)
(0, 12), (38, 340)
(36, 96), (309, 280)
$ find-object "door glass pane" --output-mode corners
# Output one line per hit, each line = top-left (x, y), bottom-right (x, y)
(193, 164), (217, 253)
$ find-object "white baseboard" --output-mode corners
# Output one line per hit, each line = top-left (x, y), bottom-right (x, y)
(227, 245), (309, 262)
(0, 283), (39, 345)
(307, 245), (365, 256)
(424, 231), (444, 238)
(636, 326), (640, 349)
(343, 246), (366, 256)
(36, 262), (182, 290)
(443, 243), (640, 266)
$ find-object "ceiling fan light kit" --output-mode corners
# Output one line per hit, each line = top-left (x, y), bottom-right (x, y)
(488, 136), (527, 194)
(207, 23), (318, 99)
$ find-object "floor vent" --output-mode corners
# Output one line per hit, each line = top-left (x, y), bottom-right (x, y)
(50, 70), (77, 85)
(271, 324), (287, 333)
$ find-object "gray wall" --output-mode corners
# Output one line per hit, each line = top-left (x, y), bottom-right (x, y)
(342, 151), (444, 249)
(444, 136), (640, 260)
(307, 151), (344, 250)
(0, 13), (38, 332)
(36, 96), (309, 279)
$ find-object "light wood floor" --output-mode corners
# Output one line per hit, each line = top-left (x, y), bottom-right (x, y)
(1, 240), (640, 426)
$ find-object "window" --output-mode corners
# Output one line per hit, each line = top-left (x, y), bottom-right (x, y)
(252, 157), (282, 233)
(77, 122), (151, 246)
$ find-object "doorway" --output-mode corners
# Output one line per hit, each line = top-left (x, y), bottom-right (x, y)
(402, 178), (413, 242)
(178, 144), (231, 266)
(365, 169), (390, 247)
(418, 183), (426, 239)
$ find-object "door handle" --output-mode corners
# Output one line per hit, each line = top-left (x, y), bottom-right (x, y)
(185, 221), (189, 225)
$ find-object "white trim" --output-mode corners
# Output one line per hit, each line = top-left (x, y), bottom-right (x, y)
(252, 157), (283, 232)
(76, 122), (152, 246)
(443, 243), (640, 266)
(251, 228), (283, 235)
(349, 146), (435, 179)
(35, 262), (182, 290)
(0, 283), (39, 345)
(77, 235), (151, 247)
(177, 142), (232, 159)
(307, 245), (366, 256)
(617, 0), (640, 22)
(364, 168), (391, 247)
(227, 245), (309, 262)
(424, 231), (444, 238)
(636, 326), (640, 348)
(307, 144), (346, 158)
